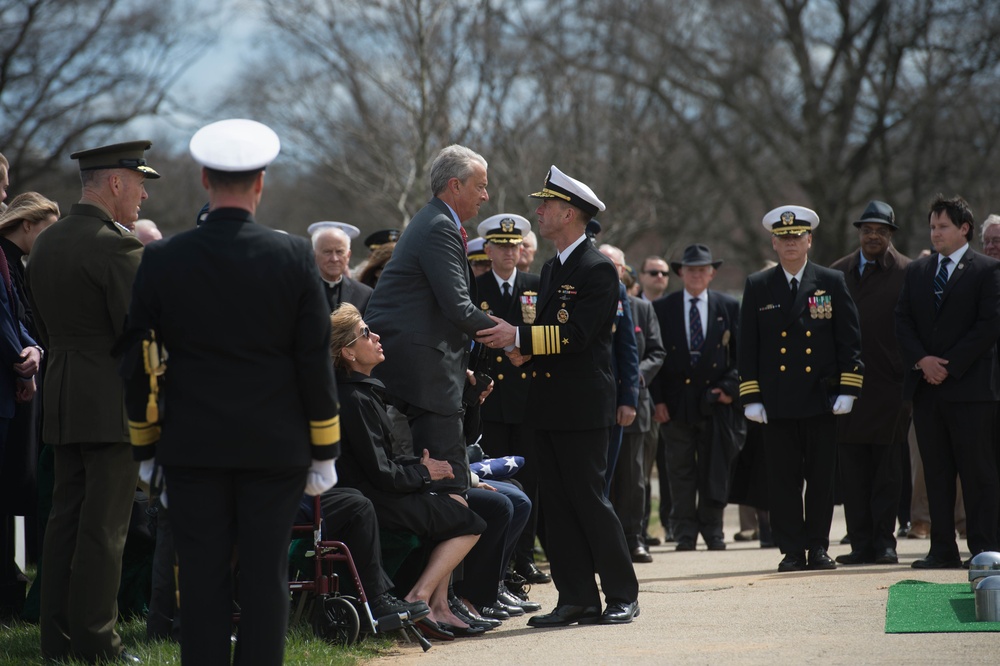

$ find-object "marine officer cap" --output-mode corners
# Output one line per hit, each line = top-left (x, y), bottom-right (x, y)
(364, 228), (401, 250)
(71, 140), (160, 179)
(762, 204), (820, 236)
(467, 236), (489, 262)
(189, 119), (280, 172)
(670, 243), (723, 276)
(852, 200), (897, 230)
(530, 165), (606, 217)
(477, 214), (531, 245)
(307, 221), (361, 239)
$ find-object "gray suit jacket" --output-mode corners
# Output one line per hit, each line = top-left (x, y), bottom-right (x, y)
(625, 295), (666, 434)
(365, 198), (495, 415)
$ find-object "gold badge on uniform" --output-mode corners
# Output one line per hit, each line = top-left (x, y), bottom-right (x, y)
(481, 301), (490, 311)
(520, 291), (537, 324)
(557, 308), (569, 324)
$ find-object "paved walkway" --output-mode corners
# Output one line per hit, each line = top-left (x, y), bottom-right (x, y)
(369, 505), (997, 665)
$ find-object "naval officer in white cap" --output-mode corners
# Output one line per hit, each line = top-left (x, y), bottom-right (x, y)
(738, 204), (863, 574)
(494, 166), (640, 628)
(121, 118), (340, 665)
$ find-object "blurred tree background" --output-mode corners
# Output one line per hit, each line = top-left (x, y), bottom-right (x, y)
(3, 0), (1000, 289)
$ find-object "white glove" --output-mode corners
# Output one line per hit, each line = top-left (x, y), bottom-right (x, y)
(305, 458), (337, 496)
(832, 395), (856, 415)
(744, 403), (768, 424)
(139, 459), (155, 485)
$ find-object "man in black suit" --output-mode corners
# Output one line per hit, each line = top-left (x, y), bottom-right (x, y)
(485, 166), (638, 627)
(474, 213), (549, 584)
(309, 221), (373, 313)
(895, 195), (1000, 568)
(739, 205), (863, 572)
(830, 201), (912, 565)
(653, 244), (740, 553)
(365, 145), (516, 494)
(121, 119), (340, 664)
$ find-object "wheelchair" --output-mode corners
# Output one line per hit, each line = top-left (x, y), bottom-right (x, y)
(288, 495), (431, 651)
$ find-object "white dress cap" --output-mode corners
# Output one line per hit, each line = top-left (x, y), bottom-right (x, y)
(189, 119), (281, 172)
(761, 205), (820, 236)
(307, 221), (361, 239)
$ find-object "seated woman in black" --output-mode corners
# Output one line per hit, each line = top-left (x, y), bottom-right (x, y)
(329, 304), (486, 639)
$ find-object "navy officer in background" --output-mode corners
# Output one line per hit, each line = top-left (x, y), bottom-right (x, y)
(738, 205), (863, 573)
(121, 119), (340, 665)
(483, 166), (639, 627)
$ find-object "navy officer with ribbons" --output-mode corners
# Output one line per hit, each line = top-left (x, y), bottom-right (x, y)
(121, 119), (340, 664)
(738, 205), (863, 573)
(479, 166), (639, 627)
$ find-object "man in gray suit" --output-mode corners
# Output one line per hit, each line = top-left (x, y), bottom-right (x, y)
(365, 145), (515, 493)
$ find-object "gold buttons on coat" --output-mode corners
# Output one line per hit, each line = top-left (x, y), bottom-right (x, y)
(497, 374), (504, 381)
(805, 367), (811, 373)
(806, 348), (812, 354)
(780, 347), (786, 354)
(806, 331), (812, 337)
(781, 331), (787, 338)
(780, 365), (786, 372)
(685, 378), (691, 384)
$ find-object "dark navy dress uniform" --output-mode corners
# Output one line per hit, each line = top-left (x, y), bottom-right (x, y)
(739, 260), (863, 559)
(122, 205), (340, 664)
(518, 239), (638, 610)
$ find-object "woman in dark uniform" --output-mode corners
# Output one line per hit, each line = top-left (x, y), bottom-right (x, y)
(330, 304), (485, 639)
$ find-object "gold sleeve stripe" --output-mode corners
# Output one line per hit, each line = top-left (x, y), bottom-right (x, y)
(310, 416), (341, 446)
(531, 326), (561, 355)
(739, 381), (760, 396)
(128, 420), (161, 446)
(840, 374), (864, 387)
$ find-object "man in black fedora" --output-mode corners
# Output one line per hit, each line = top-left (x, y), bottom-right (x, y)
(830, 201), (912, 565)
(651, 244), (741, 551)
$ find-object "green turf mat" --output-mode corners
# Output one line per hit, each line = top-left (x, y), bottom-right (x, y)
(885, 579), (1000, 633)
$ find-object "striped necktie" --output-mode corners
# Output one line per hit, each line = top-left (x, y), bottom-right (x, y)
(689, 297), (703, 365)
(934, 257), (950, 310)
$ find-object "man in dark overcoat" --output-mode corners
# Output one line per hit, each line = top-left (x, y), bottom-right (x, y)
(830, 201), (911, 565)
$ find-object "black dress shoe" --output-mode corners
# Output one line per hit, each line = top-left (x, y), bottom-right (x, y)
(516, 561), (552, 584)
(643, 533), (662, 547)
(415, 618), (455, 641)
(498, 583), (541, 612)
(476, 604), (509, 620)
(706, 539), (726, 551)
(778, 553), (806, 572)
(631, 544), (653, 563)
(491, 599), (525, 616)
(835, 550), (874, 565)
(449, 596), (497, 629)
(911, 555), (963, 569)
(438, 621), (487, 637)
(675, 540), (696, 552)
(600, 600), (640, 625)
(371, 592), (431, 621)
(874, 548), (899, 565)
(808, 548), (836, 570)
(527, 604), (601, 627)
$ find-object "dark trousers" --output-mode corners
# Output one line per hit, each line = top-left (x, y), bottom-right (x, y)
(652, 427), (673, 531)
(458, 483), (529, 607)
(837, 441), (901, 555)
(314, 488), (394, 599)
(166, 465), (306, 666)
(147, 500), (180, 641)
(911, 389), (999, 558)
(40, 441), (137, 662)
(402, 403), (468, 494)
(610, 430), (648, 549)
(481, 420), (538, 566)
(663, 419), (724, 544)
(763, 415), (837, 555)
(535, 426), (637, 607)
(603, 424), (625, 497)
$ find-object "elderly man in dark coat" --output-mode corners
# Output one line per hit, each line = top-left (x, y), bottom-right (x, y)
(830, 201), (912, 565)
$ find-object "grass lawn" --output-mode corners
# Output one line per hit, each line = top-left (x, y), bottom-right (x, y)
(0, 615), (394, 665)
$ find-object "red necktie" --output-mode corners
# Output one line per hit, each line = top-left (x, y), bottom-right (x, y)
(459, 225), (468, 252)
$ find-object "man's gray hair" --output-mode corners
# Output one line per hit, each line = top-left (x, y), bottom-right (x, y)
(311, 226), (351, 250)
(430, 145), (487, 196)
(981, 214), (1000, 241)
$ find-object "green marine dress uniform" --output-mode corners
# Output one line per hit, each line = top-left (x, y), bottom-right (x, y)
(27, 203), (144, 662)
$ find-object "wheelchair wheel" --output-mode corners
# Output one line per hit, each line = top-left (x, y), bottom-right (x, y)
(312, 595), (360, 645)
